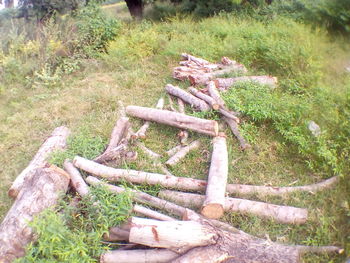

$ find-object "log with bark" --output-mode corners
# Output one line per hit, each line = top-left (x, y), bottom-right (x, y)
(94, 117), (130, 163)
(101, 249), (179, 263)
(215, 75), (278, 91)
(223, 116), (250, 150)
(76, 156), (339, 198)
(159, 190), (308, 224)
(201, 136), (228, 219)
(0, 166), (70, 263)
(135, 97), (164, 139)
(166, 145), (183, 157)
(177, 98), (189, 145)
(133, 205), (176, 221)
(165, 140), (200, 167)
(165, 84), (210, 112)
(188, 87), (220, 110)
(63, 160), (89, 197)
(126, 106), (219, 136)
(8, 126), (70, 198)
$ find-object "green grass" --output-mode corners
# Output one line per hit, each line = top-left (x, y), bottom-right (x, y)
(0, 12), (349, 262)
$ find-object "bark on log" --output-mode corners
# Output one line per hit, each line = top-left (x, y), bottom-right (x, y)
(215, 76), (278, 91)
(188, 87), (220, 110)
(135, 98), (164, 139)
(126, 106), (219, 136)
(0, 166), (70, 263)
(207, 81), (225, 108)
(101, 249), (179, 263)
(63, 160), (89, 197)
(75, 156), (207, 192)
(133, 205), (176, 221)
(223, 116), (250, 150)
(160, 190), (308, 224)
(165, 84), (210, 112)
(165, 140), (200, 167)
(129, 217), (217, 253)
(103, 227), (130, 242)
(8, 126), (70, 198)
(180, 53), (211, 68)
(201, 136), (228, 219)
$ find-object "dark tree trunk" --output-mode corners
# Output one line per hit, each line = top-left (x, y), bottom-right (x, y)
(125, 0), (143, 19)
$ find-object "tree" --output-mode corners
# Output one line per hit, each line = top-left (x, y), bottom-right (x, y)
(124, 0), (143, 19)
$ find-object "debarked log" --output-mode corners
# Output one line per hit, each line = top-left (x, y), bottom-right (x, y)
(159, 190), (308, 224)
(201, 136), (228, 219)
(8, 126), (70, 198)
(0, 166), (70, 263)
(126, 106), (219, 136)
(165, 84), (210, 112)
(101, 249), (179, 263)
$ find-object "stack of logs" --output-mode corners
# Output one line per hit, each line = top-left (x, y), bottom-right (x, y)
(0, 54), (342, 263)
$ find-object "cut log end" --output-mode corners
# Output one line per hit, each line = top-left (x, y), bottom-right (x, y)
(201, 204), (225, 219)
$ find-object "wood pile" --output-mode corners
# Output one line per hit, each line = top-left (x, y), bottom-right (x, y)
(0, 54), (342, 263)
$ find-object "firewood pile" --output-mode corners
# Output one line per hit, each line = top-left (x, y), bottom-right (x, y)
(0, 54), (343, 263)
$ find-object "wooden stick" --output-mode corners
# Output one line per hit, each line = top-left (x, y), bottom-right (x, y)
(129, 217), (217, 253)
(177, 98), (189, 145)
(223, 116), (250, 150)
(101, 249), (179, 263)
(215, 75), (278, 91)
(160, 190), (308, 224)
(133, 205), (176, 221)
(201, 136), (228, 219)
(8, 126), (70, 198)
(166, 145), (183, 157)
(207, 81), (225, 108)
(165, 84), (210, 112)
(188, 87), (220, 110)
(0, 166), (70, 262)
(135, 98), (164, 139)
(63, 160), (89, 197)
(165, 140), (200, 167)
(126, 106), (219, 136)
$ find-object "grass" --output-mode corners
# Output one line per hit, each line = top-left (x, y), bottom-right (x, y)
(0, 10), (349, 262)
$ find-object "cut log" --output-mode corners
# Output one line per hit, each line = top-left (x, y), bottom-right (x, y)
(177, 98), (189, 145)
(133, 205), (176, 221)
(8, 126), (70, 198)
(219, 108), (240, 123)
(75, 156), (208, 191)
(126, 106), (219, 136)
(160, 190), (308, 224)
(201, 136), (228, 219)
(165, 84), (210, 112)
(95, 117), (130, 163)
(180, 53), (211, 67)
(129, 217), (217, 253)
(166, 145), (183, 157)
(207, 81), (225, 108)
(0, 166), (70, 263)
(103, 227), (130, 242)
(63, 160), (89, 197)
(135, 98), (164, 139)
(223, 116), (250, 150)
(215, 75), (278, 91)
(101, 249), (179, 263)
(188, 87), (220, 110)
(165, 140), (200, 167)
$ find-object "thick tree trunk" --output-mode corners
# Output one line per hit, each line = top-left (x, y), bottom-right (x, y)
(129, 217), (217, 253)
(124, 0), (143, 19)
(94, 117), (130, 163)
(133, 205), (176, 221)
(101, 249), (179, 263)
(215, 76), (278, 91)
(8, 126), (70, 198)
(165, 84), (210, 112)
(159, 190), (308, 224)
(63, 160), (89, 197)
(165, 140), (200, 167)
(201, 136), (228, 219)
(223, 116), (250, 150)
(0, 166), (70, 263)
(126, 106), (219, 136)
